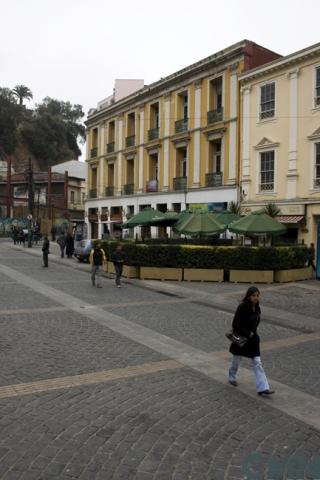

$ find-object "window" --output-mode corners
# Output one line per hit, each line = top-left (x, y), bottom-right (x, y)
(70, 190), (75, 203)
(214, 140), (222, 173)
(260, 83), (275, 120)
(315, 67), (320, 107)
(315, 143), (320, 188)
(259, 151), (274, 191)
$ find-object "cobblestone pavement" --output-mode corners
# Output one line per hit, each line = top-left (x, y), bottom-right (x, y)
(0, 239), (320, 479)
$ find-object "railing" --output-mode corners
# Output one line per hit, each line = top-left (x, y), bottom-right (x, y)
(259, 183), (274, 192)
(173, 176), (187, 191)
(88, 214), (98, 222)
(146, 180), (158, 192)
(207, 107), (223, 124)
(148, 127), (159, 141)
(314, 178), (320, 188)
(126, 135), (135, 147)
(175, 118), (188, 134)
(107, 142), (115, 153)
(89, 188), (97, 198)
(205, 172), (223, 187)
(105, 186), (114, 197)
(123, 183), (134, 195)
(90, 147), (98, 158)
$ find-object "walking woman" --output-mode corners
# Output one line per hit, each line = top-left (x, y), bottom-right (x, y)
(228, 286), (274, 396)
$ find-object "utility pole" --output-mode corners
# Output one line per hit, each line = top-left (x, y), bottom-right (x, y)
(26, 158), (34, 247)
(6, 155), (12, 217)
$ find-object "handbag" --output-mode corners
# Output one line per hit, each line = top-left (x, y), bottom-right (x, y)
(225, 330), (248, 348)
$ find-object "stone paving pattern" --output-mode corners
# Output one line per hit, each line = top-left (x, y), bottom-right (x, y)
(0, 239), (320, 479)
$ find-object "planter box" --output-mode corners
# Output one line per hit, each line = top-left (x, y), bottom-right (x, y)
(140, 266), (183, 281)
(230, 270), (274, 283)
(107, 261), (115, 274)
(102, 262), (108, 272)
(274, 266), (313, 283)
(184, 268), (224, 282)
(106, 262), (139, 278)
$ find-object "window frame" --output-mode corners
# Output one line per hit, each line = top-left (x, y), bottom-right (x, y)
(315, 66), (320, 108)
(314, 142), (320, 189)
(258, 150), (275, 193)
(259, 82), (276, 121)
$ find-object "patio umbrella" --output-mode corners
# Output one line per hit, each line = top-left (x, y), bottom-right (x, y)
(150, 211), (180, 227)
(212, 211), (241, 227)
(122, 207), (166, 228)
(173, 211), (226, 236)
(228, 212), (286, 236)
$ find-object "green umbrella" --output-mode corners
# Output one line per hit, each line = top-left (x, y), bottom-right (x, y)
(212, 211), (241, 227)
(122, 207), (166, 228)
(173, 211), (226, 236)
(150, 211), (180, 226)
(228, 212), (286, 236)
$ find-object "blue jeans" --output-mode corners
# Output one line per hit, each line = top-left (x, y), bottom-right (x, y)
(229, 355), (270, 392)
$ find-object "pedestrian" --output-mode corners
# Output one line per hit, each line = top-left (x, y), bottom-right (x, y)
(50, 225), (56, 241)
(65, 233), (74, 258)
(57, 233), (66, 258)
(228, 286), (274, 396)
(111, 244), (127, 288)
(42, 235), (50, 268)
(89, 242), (106, 287)
(307, 243), (316, 271)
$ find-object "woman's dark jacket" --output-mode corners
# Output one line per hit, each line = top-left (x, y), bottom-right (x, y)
(229, 300), (261, 358)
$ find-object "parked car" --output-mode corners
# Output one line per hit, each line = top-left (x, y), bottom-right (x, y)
(74, 239), (92, 262)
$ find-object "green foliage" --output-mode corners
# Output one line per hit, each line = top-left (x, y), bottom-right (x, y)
(0, 85), (85, 166)
(100, 242), (308, 271)
(228, 201), (242, 214)
(12, 85), (33, 106)
(262, 202), (281, 218)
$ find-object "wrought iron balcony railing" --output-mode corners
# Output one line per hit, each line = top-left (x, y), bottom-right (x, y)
(205, 172), (223, 187)
(123, 183), (134, 195)
(107, 142), (115, 153)
(126, 135), (135, 148)
(175, 118), (188, 134)
(173, 176), (187, 191)
(90, 147), (98, 158)
(148, 127), (159, 141)
(207, 107), (223, 125)
(89, 188), (97, 198)
(105, 186), (114, 197)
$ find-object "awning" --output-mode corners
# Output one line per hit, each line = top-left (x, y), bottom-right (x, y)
(277, 215), (304, 224)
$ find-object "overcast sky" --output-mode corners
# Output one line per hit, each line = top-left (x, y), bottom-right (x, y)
(2, 0), (320, 160)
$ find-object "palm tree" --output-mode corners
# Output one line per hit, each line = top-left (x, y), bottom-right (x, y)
(262, 202), (281, 218)
(12, 85), (33, 106)
(228, 201), (242, 215)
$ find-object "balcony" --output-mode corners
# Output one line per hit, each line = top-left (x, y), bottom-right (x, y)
(107, 142), (115, 153)
(123, 183), (135, 195)
(126, 135), (135, 148)
(90, 147), (98, 158)
(105, 186), (115, 197)
(173, 176), (187, 191)
(146, 180), (158, 192)
(89, 188), (97, 198)
(207, 107), (223, 125)
(148, 127), (159, 141)
(175, 118), (188, 134)
(205, 172), (223, 187)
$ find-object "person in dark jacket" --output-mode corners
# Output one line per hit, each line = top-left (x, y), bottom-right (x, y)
(65, 233), (74, 258)
(111, 244), (127, 287)
(89, 242), (106, 287)
(307, 243), (316, 271)
(228, 286), (274, 396)
(42, 235), (50, 267)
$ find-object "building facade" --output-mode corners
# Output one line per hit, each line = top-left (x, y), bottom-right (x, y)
(239, 42), (320, 245)
(85, 40), (280, 239)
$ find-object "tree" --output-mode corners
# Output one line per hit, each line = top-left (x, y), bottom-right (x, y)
(0, 88), (21, 155)
(21, 97), (85, 166)
(228, 201), (242, 215)
(262, 202), (281, 218)
(12, 85), (33, 106)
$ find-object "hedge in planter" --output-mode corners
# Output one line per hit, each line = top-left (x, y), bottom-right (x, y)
(100, 242), (308, 271)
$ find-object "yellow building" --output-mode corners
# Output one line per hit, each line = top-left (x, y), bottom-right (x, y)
(239, 42), (320, 246)
(85, 40), (279, 238)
